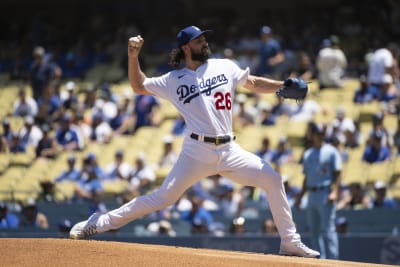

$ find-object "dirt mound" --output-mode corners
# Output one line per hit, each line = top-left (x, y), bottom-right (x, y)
(0, 238), (389, 267)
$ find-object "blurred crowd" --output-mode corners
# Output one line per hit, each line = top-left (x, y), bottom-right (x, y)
(1, 1), (400, 236)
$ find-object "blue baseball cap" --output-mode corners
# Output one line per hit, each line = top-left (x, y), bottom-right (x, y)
(177, 26), (212, 47)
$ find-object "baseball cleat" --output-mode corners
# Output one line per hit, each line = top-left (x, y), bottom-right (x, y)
(70, 212), (100, 239)
(279, 241), (320, 258)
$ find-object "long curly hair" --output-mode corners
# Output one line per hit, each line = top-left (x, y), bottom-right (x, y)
(168, 48), (185, 69)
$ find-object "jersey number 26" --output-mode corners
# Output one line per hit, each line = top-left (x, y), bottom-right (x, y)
(214, 92), (232, 110)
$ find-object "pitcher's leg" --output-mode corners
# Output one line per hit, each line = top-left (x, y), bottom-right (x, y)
(96, 152), (214, 233)
(220, 147), (300, 243)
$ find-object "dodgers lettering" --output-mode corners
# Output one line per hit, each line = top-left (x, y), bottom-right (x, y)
(177, 74), (229, 104)
(177, 84), (197, 101)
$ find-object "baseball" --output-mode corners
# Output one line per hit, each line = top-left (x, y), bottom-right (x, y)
(129, 37), (140, 46)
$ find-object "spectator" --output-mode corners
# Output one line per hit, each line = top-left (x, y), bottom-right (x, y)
(74, 167), (104, 202)
(158, 135), (178, 168)
(377, 74), (398, 103)
(181, 195), (213, 235)
(13, 88), (38, 117)
(96, 83), (118, 122)
(316, 35), (347, 89)
(229, 216), (246, 235)
(262, 218), (279, 235)
(9, 133), (26, 153)
(217, 184), (244, 218)
(0, 201), (19, 229)
(233, 94), (257, 127)
(372, 181), (397, 208)
(353, 75), (378, 104)
(19, 116), (43, 148)
(330, 136), (349, 164)
(271, 137), (295, 166)
(109, 104), (135, 136)
(88, 112), (112, 144)
(326, 107), (356, 145)
(133, 94), (161, 131)
(259, 103), (276, 126)
(83, 153), (105, 180)
(82, 85), (97, 110)
(337, 182), (372, 210)
(54, 155), (81, 183)
(344, 120), (363, 148)
(256, 25), (284, 78)
(60, 81), (79, 110)
(335, 216), (348, 234)
(145, 219), (176, 237)
(19, 198), (49, 229)
(171, 114), (186, 136)
(255, 136), (275, 163)
(367, 112), (391, 148)
(55, 114), (80, 151)
(1, 118), (14, 145)
(362, 130), (391, 164)
(271, 94), (294, 118)
(296, 123), (342, 259)
(29, 46), (62, 101)
(290, 95), (321, 122)
(367, 43), (399, 92)
(128, 154), (156, 195)
(290, 51), (316, 81)
(35, 124), (58, 159)
(104, 150), (132, 180)
(36, 82), (63, 120)
(70, 112), (88, 151)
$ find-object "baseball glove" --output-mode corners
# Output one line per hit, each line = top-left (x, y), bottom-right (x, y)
(276, 78), (308, 103)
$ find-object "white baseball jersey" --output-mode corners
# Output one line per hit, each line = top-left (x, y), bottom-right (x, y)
(144, 58), (249, 136)
(368, 48), (393, 84)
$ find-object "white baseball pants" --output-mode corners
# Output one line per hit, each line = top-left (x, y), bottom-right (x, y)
(97, 137), (301, 242)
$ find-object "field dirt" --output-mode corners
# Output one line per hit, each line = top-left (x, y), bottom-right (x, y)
(0, 238), (391, 267)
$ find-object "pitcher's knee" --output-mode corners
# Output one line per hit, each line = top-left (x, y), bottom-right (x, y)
(268, 172), (284, 187)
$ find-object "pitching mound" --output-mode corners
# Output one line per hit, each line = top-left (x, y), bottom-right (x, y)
(1, 238), (389, 267)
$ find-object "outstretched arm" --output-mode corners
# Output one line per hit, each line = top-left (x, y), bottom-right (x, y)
(242, 75), (283, 94)
(128, 36), (152, 95)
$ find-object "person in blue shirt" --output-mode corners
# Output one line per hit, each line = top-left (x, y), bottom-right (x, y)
(133, 94), (160, 131)
(9, 133), (26, 153)
(55, 114), (80, 151)
(0, 202), (19, 229)
(372, 181), (397, 208)
(256, 26), (283, 77)
(353, 75), (378, 104)
(74, 167), (103, 201)
(180, 194), (213, 234)
(55, 155), (81, 182)
(296, 124), (342, 259)
(29, 46), (62, 101)
(362, 131), (391, 163)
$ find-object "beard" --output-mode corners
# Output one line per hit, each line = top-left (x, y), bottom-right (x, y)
(191, 46), (211, 62)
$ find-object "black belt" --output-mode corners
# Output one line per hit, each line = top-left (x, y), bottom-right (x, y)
(307, 185), (331, 192)
(190, 133), (235, 145)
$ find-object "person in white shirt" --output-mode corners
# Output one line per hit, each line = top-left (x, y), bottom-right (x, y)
(13, 88), (38, 117)
(104, 150), (132, 180)
(367, 43), (398, 89)
(316, 36), (347, 89)
(18, 116), (43, 148)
